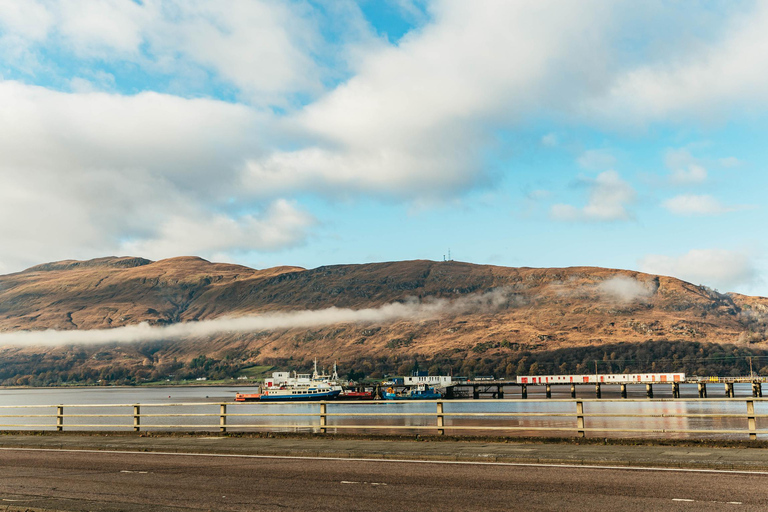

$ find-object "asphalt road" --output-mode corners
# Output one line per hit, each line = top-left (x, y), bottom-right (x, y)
(0, 449), (767, 512)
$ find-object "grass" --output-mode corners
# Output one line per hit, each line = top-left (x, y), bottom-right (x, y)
(236, 365), (274, 379)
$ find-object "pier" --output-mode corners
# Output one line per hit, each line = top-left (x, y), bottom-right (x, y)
(439, 376), (768, 400)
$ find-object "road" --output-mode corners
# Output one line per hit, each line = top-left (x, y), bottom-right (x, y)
(0, 448), (766, 511)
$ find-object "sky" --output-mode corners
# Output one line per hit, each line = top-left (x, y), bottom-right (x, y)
(0, 0), (767, 295)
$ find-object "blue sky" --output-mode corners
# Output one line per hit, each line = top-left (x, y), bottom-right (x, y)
(0, 0), (766, 295)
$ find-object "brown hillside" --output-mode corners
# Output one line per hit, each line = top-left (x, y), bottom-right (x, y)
(0, 257), (766, 383)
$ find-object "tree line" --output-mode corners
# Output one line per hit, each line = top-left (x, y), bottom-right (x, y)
(2, 340), (768, 387)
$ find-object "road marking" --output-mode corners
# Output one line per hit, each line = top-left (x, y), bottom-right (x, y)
(120, 470), (149, 474)
(2, 447), (768, 476)
(672, 498), (742, 505)
(341, 481), (387, 486)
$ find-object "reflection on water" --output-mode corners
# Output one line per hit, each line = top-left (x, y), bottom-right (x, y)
(0, 384), (763, 439)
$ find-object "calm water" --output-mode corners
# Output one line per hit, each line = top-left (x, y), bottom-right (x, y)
(0, 384), (763, 439)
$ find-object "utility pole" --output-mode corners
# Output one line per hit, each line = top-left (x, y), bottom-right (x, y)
(749, 356), (754, 378)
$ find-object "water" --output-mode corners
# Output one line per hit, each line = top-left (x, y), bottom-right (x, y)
(0, 384), (763, 439)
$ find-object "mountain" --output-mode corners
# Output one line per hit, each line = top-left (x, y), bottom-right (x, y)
(0, 256), (767, 385)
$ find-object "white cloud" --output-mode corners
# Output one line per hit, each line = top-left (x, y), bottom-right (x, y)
(720, 156), (741, 168)
(596, 276), (656, 302)
(0, 288), (512, 346)
(243, 1), (614, 199)
(669, 164), (707, 185)
(581, 3), (768, 123)
(639, 249), (758, 292)
(577, 149), (616, 171)
(0, 81), (315, 272)
(551, 170), (636, 222)
(0, 0), (52, 40)
(122, 200), (316, 259)
(0, 0), (332, 105)
(662, 194), (730, 216)
(541, 133), (558, 147)
(663, 148), (708, 185)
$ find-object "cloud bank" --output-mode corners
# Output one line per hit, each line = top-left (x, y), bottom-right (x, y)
(0, 288), (512, 347)
(639, 249), (759, 292)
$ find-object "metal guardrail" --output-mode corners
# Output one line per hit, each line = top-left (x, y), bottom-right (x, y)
(0, 399), (766, 439)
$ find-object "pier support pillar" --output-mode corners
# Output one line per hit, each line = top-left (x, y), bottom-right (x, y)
(646, 384), (653, 399)
(570, 384), (576, 398)
(673, 383), (680, 399)
(497, 385), (504, 400)
(698, 382), (707, 398)
(620, 384), (627, 399)
(546, 384), (551, 399)
(521, 384), (527, 399)
(758, 383), (764, 398)
(725, 383), (734, 398)
(595, 383), (601, 399)
(473, 385), (479, 400)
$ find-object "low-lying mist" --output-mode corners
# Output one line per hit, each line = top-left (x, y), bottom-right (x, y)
(0, 288), (512, 347)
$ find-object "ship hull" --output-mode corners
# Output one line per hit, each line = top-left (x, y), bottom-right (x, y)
(258, 389), (341, 401)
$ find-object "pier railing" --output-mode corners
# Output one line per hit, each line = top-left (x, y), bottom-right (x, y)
(1, 398), (768, 440)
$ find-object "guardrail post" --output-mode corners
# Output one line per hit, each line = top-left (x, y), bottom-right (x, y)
(646, 383), (653, 399)
(759, 383), (764, 398)
(570, 384), (576, 398)
(673, 382), (680, 398)
(747, 400), (757, 440)
(437, 401), (445, 435)
(56, 405), (63, 432)
(133, 405), (140, 432)
(698, 382), (707, 398)
(545, 384), (551, 399)
(595, 383), (601, 399)
(620, 383), (627, 398)
(219, 404), (227, 433)
(576, 400), (585, 438)
(320, 402), (327, 434)
(521, 384), (527, 399)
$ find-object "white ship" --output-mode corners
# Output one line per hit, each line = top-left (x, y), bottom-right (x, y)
(235, 360), (343, 402)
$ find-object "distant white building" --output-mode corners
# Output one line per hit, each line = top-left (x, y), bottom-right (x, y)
(403, 375), (452, 386)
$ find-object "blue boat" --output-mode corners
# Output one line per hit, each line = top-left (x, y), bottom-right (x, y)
(381, 384), (442, 400)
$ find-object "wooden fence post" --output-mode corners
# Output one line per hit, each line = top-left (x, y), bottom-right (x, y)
(133, 405), (141, 432)
(56, 405), (63, 432)
(220, 404), (227, 433)
(747, 400), (757, 441)
(576, 401), (585, 438)
(320, 402), (327, 434)
(437, 401), (445, 435)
